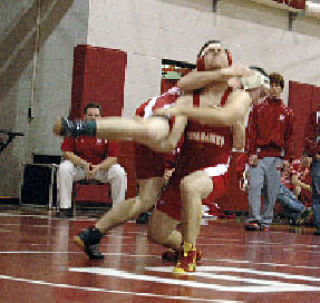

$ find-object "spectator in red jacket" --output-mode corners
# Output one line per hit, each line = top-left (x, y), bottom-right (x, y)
(245, 72), (294, 231)
(57, 103), (127, 218)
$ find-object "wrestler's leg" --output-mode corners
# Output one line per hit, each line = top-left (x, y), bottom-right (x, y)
(172, 171), (213, 273)
(96, 117), (169, 142)
(95, 177), (164, 233)
(147, 209), (181, 251)
(53, 116), (169, 142)
(180, 171), (213, 245)
(74, 176), (164, 259)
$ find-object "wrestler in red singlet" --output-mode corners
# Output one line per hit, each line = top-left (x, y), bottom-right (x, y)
(156, 88), (233, 220)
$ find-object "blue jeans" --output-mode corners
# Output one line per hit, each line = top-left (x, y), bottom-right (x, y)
(312, 159), (320, 228)
(277, 184), (306, 222)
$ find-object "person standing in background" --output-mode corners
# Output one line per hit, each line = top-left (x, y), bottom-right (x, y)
(245, 72), (294, 231)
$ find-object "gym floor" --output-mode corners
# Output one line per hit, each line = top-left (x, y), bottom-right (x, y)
(1, 205), (320, 303)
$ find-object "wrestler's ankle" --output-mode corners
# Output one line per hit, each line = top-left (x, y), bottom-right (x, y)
(80, 120), (97, 136)
(183, 242), (196, 254)
(94, 225), (104, 235)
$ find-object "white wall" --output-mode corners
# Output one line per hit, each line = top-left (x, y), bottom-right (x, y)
(0, 0), (89, 196)
(87, 0), (320, 115)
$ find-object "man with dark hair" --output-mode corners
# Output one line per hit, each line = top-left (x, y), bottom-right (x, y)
(57, 102), (127, 218)
(245, 72), (294, 231)
(84, 102), (102, 116)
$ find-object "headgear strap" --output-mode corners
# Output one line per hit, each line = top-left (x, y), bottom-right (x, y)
(241, 71), (270, 90)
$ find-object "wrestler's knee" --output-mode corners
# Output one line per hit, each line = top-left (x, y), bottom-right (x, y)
(180, 173), (212, 199)
(179, 175), (194, 193)
(147, 213), (159, 242)
(147, 211), (167, 244)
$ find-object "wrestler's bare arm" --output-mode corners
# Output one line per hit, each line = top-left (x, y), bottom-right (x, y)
(148, 115), (188, 153)
(232, 120), (246, 150)
(159, 90), (251, 128)
(178, 66), (249, 91)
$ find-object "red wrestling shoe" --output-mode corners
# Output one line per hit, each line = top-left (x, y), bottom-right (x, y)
(173, 243), (197, 273)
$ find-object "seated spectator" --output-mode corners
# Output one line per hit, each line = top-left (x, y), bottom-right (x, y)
(57, 103), (127, 218)
(238, 155), (311, 225)
(277, 157), (311, 225)
(292, 154), (312, 206)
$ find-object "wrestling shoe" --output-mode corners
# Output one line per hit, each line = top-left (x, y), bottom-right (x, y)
(162, 248), (203, 263)
(244, 221), (260, 231)
(53, 117), (97, 137)
(73, 227), (104, 260)
(173, 243), (197, 273)
(136, 212), (150, 224)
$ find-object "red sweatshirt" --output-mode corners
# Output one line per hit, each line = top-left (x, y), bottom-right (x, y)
(304, 105), (320, 156)
(246, 97), (294, 160)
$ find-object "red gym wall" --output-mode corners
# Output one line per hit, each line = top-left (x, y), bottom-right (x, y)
(70, 44), (136, 202)
(289, 80), (320, 158)
(70, 44), (126, 119)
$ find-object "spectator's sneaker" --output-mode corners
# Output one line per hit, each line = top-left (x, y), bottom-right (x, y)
(173, 243), (197, 273)
(57, 208), (73, 218)
(162, 248), (202, 263)
(245, 221), (260, 231)
(260, 225), (270, 232)
(52, 117), (96, 137)
(288, 218), (297, 225)
(313, 228), (320, 236)
(296, 208), (312, 226)
(73, 227), (104, 260)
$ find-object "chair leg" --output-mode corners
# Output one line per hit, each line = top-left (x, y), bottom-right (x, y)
(72, 183), (80, 217)
(72, 195), (76, 217)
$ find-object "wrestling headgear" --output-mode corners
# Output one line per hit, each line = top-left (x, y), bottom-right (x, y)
(241, 66), (270, 90)
(196, 40), (232, 71)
